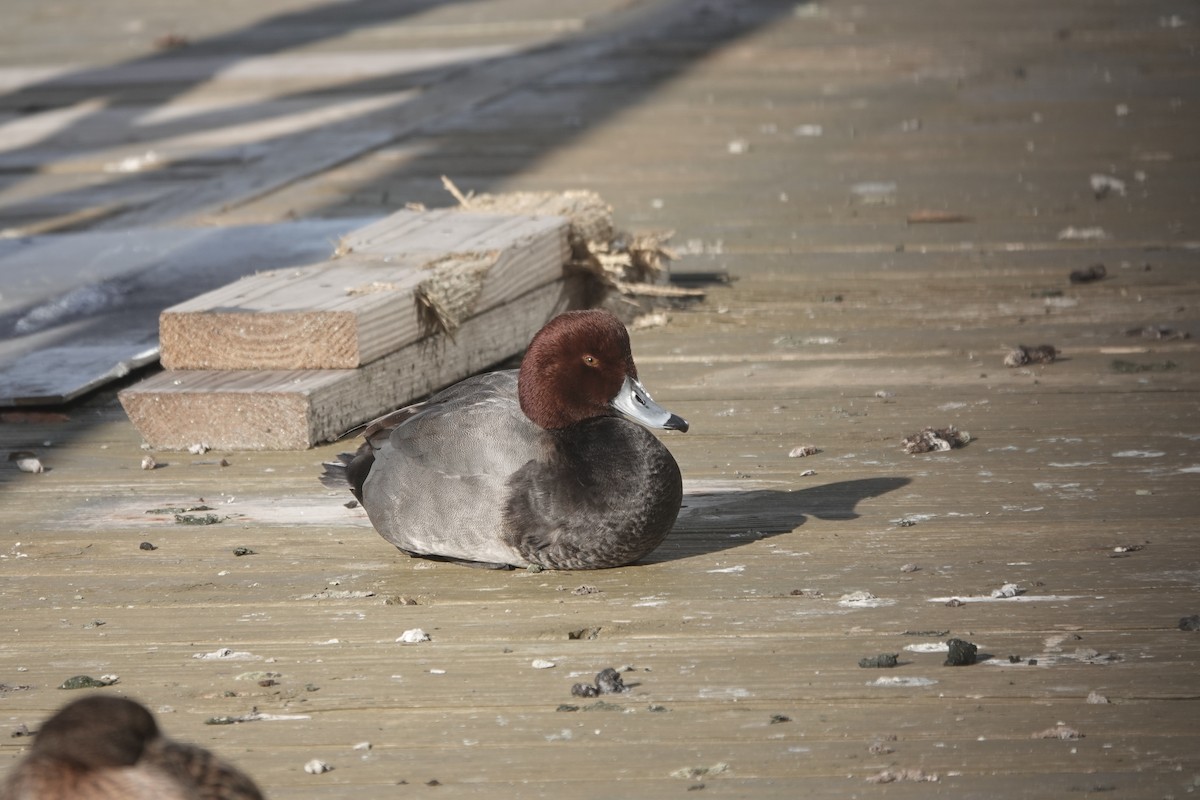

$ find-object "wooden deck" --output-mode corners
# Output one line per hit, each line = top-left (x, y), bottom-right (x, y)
(2, 0), (1199, 797)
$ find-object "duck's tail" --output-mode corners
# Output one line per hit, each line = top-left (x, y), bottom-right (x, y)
(319, 453), (354, 491)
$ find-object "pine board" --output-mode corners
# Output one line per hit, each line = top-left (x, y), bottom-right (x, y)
(158, 210), (569, 370)
(120, 279), (583, 449)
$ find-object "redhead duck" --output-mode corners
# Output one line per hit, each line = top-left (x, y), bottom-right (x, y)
(1, 695), (264, 800)
(325, 309), (688, 569)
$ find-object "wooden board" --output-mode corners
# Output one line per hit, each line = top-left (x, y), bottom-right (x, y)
(158, 210), (569, 370)
(0, 219), (374, 406)
(120, 279), (585, 449)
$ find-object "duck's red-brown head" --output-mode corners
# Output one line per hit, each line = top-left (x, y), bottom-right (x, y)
(518, 309), (688, 432)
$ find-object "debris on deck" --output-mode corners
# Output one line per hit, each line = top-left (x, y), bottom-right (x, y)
(901, 426), (971, 454)
(1004, 344), (1058, 367)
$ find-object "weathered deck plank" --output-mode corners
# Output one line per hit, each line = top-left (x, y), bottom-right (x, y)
(2, 0), (1200, 798)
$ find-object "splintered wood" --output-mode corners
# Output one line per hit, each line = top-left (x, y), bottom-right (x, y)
(119, 198), (608, 450)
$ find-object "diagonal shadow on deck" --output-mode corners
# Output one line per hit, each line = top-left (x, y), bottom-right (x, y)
(653, 477), (913, 563)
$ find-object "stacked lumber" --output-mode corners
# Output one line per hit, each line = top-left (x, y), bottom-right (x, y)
(119, 194), (619, 450)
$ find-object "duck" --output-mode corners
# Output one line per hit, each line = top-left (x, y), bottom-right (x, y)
(0, 695), (265, 800)
(323, 308), (689, 569)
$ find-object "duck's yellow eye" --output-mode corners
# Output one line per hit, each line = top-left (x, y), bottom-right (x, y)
(583, 355), (597, 367)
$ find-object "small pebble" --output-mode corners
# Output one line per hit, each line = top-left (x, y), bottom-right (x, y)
(396, 628), (430, 644)
(788, 445), (821, 458)
(13, 455), (44, 474)
(1179, 615), (1200, 632)
(139, 541), (157, 551)
(303, 759), (332, 775)
(1069, 263), (1107, 283)
(531, 659), (556, 670)
(59, 675), (119, 690)
(140, 455), (158, 470)
(902, 426), (970, 454)
(944, 638), (978, 666)
(1004, 344), (1057, 368)
(858, 654), (900, 669)
(594, 668), (627, 694)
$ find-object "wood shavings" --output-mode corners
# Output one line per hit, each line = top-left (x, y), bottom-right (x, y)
(902, 426), (970, 454)
(866, 768), (938, 784)
(1032, 724), (1084, 740)
(906, 210), (972, 224)
(1004, 344), (1058, 367)
(671, 763), (728, 780)
(415, 252), (496, 335)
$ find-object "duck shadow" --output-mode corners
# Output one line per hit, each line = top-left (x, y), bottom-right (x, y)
(647, 477), (912, 564)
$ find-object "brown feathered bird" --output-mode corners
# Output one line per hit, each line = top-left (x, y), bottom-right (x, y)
(0, 695), (264, 800)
